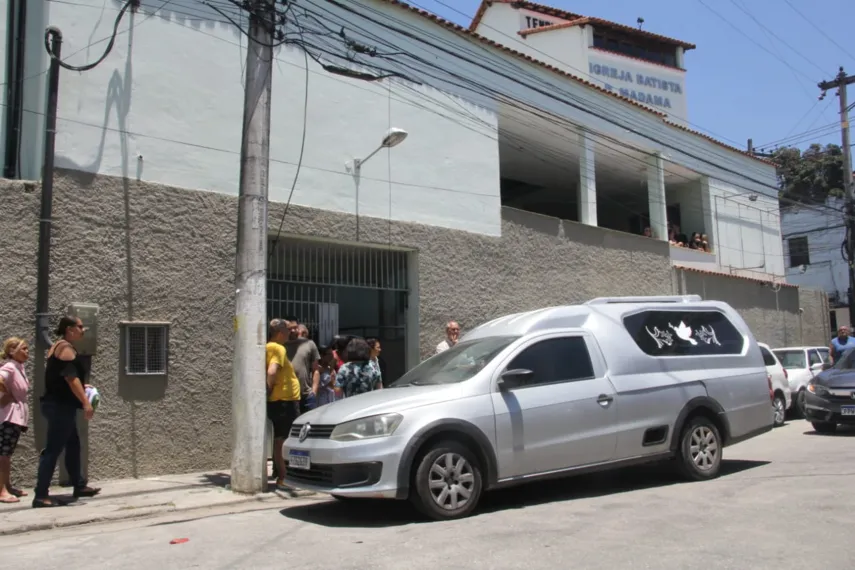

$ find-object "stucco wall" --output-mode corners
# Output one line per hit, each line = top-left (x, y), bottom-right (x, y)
(0, 172), (824, 483)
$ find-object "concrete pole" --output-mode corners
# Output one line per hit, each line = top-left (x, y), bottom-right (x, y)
(647, 152), (668, 240)
(577, 129), (598, 226)
(231, 0), (274, 495)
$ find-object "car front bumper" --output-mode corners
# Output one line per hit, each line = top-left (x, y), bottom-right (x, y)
(282, 434), (409, 499)
(803, 390), (855, 424)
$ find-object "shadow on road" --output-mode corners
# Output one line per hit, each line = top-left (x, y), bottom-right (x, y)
(279, 458), (769, 528)
(803, 424), (855, 437)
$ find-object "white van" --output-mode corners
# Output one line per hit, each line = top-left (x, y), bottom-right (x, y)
(284, 295), (775, 520)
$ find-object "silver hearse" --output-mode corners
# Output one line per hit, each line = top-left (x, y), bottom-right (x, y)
(283, 295), (774, 520)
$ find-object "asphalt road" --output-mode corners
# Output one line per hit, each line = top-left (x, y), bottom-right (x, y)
(5, 419), (855, 569)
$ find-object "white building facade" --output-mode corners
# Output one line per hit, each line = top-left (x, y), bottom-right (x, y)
(0, 0), (825, 481)
(781, 197), (848, 327)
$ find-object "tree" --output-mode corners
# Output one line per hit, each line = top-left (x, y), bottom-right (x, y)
(771, 143), (845, 207)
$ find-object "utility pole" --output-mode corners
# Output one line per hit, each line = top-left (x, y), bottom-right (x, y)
(819, 67), (855, 326)
(231, 0), (274, 495)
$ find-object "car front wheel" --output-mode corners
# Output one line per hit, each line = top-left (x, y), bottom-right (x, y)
(411, 440), (483, 521)
(676, 416), (723, 481)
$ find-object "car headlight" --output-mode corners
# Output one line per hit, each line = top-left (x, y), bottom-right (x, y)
(807, 382), (830, 397)
(330, 413), (403, 442)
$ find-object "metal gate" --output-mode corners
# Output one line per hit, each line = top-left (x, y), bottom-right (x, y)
(266, 238), (410, 348)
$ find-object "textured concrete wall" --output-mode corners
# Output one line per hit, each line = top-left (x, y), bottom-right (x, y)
(674, 267), (829, 348)
(0, 172), (823, 484)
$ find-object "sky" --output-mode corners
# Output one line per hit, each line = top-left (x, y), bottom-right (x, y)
(409, 0), (854, 154)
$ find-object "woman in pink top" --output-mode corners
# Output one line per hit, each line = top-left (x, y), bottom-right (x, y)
(0, 337), (30, 503)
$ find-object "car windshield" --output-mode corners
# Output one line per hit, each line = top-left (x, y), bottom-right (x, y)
(773, 350), (806, 369)
(391, 335), (520, 387)
(832, 349), (855, 370)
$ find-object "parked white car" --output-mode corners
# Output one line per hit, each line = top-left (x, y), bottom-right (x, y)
(771, 346), (830, 417)
(758, 343), (792, 427)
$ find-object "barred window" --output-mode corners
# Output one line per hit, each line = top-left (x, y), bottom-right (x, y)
(124, 323), (169, 375)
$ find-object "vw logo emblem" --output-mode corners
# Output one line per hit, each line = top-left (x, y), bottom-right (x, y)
(299, 423), (311, 442)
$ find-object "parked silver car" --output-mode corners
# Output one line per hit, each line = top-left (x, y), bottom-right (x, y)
(283, 295), (774, 520)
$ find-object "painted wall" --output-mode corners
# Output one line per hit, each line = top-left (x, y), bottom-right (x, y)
(0, 0), (7, 164)
(41, 0), (502, 236)
(781, 198), (848, 305)
(23, 1), (782, 261)
(708, 178), (785, 280)
(586, 48), (687, 125)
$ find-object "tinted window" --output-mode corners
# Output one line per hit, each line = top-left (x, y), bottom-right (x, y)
(506, 337), (595, 386)
(760, 347), (777, 366)
(623, 310), (744, 356)
(817, 348), (830, 362)
(774, 349), (806, 369)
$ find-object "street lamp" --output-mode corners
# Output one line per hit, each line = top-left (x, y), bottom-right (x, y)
(346, 128), (409, 240)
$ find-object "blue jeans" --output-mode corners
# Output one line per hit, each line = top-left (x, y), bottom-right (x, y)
(35, 401), (85, 499)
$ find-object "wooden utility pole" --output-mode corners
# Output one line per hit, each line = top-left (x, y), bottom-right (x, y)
(819, 67), (855, 325)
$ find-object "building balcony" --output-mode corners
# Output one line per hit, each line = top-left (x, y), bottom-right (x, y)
(669, 244), (717, 271)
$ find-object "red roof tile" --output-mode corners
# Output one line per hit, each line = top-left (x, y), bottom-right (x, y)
(471, 0), (696, 50)
(674, 265), (796, 288)
(374, 0), (773, 166)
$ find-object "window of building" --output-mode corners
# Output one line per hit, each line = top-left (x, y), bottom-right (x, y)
(590, 28), (680, 68)
(124, 323), (169, 375)
(506, 337), (595, 386)
(623, 310), (745, 356)
(788, 236), (810, 267)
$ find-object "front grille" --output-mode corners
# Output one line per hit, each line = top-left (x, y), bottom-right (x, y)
(286, 462), (382, 489)
(289, 423), (335, 439)
(286, 464), (334, 486)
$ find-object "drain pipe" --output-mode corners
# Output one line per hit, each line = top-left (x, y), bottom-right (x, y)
(3, 0), (27, 178)
(35, 28), (62, 352)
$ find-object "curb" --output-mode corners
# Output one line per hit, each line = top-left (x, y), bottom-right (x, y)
(0, 490), (323, 537)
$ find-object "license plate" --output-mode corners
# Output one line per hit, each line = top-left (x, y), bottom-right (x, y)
(841, 406), (855, 416)
(288, 450), (311, 470)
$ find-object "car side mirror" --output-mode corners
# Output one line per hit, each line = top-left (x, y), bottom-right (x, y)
(498, 368), (533, 390)
(810, 362), (824, 372)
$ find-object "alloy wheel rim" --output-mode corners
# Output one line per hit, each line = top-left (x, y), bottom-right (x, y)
(428, 452), (475, 510)
(774, 398), (785, 424)
(689, 426), (719, 471)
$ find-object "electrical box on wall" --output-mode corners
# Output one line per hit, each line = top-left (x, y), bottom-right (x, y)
(67, 303), (99, 356)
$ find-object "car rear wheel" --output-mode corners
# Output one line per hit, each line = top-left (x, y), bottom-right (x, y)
(676, 416), (722, 481)
(811, 421), (837, 434)
(772, 394), (786, 427)
(787, 389), (807, 419)
(411, 440), (483, 521)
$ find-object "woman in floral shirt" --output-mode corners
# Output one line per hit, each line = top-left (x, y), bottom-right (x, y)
(337, 338), (382, 398)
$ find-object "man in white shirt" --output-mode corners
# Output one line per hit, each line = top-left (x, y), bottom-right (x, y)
(435, 321), (460, 354)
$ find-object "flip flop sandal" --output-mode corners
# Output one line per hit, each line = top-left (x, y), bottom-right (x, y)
(32, 498), (61, 508)
(9, 487), (27, 497)
(0, 495), (20, 504)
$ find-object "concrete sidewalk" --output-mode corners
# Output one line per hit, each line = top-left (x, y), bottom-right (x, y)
(0, 469), (320, 536)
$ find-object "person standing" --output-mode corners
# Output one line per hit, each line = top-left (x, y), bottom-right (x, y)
(33, 316), (100, 508)
(0, 337), (30, 503)
(829, 325), (855, 364)
(435, 321), (460, 355)
(266, 319), (301, 490)
(337, 338), (383, 397)
(285, 323), (320, 414)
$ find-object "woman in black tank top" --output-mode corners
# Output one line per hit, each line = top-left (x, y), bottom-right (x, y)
(32, 316), (101, 508)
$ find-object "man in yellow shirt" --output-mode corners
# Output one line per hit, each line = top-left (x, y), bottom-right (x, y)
(266, 319), (301, 489)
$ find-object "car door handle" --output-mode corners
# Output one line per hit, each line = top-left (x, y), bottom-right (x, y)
(597, 394), (614, 407)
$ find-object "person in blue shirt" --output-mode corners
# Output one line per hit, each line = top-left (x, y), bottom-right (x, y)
(829, 325), (855, 364)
